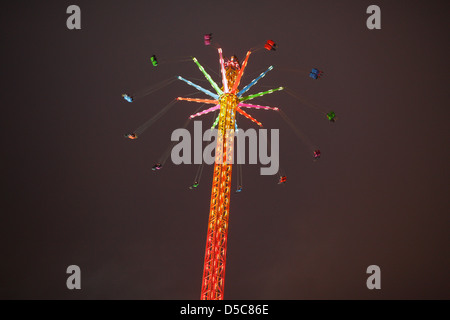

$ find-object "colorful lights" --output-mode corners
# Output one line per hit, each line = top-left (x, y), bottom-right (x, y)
(231, 51), (251, 93)
(239, 87), (284, 102)
(178, 76), (220, 99)
(176, 97), (219, 105)
(193, 57), (223, 95)
(218, 48), (229, 93)
(237, 66), (274, 97)
(174, 47), (283, 300)
(238, 103), (279, 111)
(236, 107), (263, 127)
(189, 105), (220, 119)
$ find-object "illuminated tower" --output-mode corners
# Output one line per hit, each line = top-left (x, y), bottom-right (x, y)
(200, 55), (240, 300)
(176, 48), (283, 300)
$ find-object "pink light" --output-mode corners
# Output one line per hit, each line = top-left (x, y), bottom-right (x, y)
(189, 105), (220, 119)
(218, 48), (229, 93)
(238, 103), (279, 111)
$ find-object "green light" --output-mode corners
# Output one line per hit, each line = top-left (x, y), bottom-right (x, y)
(193, 57), (223, 95)
(211, 115), (220, 129)
(150, 55), (158, 67)
(327, 111), (336, 121)
(239, 87), (284, 102)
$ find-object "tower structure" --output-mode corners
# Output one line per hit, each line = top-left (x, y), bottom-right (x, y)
(176, 48), (283, 300)
(200, 55), (240, 300)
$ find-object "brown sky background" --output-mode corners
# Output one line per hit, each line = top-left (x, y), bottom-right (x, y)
(0, 1), (449, 299)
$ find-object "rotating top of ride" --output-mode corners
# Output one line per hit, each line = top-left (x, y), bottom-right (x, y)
(122, 36), (336, 186)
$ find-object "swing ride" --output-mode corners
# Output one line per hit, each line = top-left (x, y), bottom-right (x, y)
(122, 36), (336, 300)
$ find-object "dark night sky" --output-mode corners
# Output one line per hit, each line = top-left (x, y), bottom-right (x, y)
(1, 1), (449, 299)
